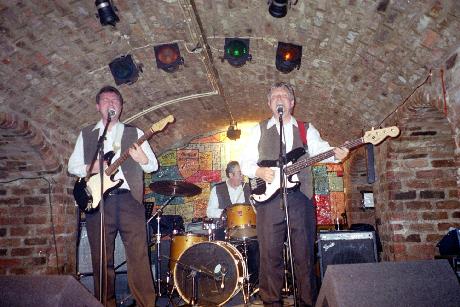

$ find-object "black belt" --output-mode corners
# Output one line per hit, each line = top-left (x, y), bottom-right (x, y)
(108, 188), (130, 196)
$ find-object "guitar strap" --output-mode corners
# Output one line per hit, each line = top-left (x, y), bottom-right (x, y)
(297, 120), (308, 147)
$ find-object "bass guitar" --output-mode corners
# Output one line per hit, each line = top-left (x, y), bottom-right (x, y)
(249, 126), (400, 204)
(73, 115), (174, 213)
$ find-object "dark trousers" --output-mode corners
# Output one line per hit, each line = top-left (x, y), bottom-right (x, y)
(86, 192), (156, 307)
(255, 190), (317, 306)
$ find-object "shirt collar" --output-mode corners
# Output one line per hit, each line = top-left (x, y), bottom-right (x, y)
(226, 180), (242, 190)
(92, 120), (122, 131)
(266, 115), (298, 129)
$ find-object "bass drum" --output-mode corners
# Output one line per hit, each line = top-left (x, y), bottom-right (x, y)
(173, 241), (246, 306)
(169, 233), (208, 273)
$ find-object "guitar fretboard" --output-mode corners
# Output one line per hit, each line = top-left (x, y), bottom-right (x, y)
(105, 128), (155, 176)
(285, 137), (364, 176)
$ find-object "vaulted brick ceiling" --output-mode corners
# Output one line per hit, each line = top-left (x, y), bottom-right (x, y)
(1, 0), (459, 154)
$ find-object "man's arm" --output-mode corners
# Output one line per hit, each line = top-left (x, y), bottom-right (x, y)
(240, 123), (277, 183)
(68, 131), (87, 178)
(206, 186), (222, 218)
(307, 123), (349, 162)
(129, 128), (159, 173)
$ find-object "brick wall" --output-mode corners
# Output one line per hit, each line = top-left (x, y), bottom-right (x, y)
(375, 104), (459, 261)
(0, 112), (76, 275)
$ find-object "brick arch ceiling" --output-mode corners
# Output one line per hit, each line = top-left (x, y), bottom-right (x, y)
(1, 1), (459, 153)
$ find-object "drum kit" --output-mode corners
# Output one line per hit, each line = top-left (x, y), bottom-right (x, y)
(150, 180), (259, 306)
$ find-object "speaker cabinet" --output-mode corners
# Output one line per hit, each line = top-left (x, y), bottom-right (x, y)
(0, 275), (102, 307)
(318, 231), (377, 279)
(316, 260), (460, 307)
(77, 221), (133, 305)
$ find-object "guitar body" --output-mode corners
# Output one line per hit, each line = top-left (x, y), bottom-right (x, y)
(249, 148), (304, 204)
(73, 151), (123, 213)
(249, 170), (299, 204)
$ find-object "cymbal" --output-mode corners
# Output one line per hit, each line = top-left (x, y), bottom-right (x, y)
(149, 180), (202, 197)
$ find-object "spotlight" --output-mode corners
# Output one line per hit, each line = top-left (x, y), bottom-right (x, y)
(109, 54), (140, 85)
(268, 0), (289, 18)
(275, 42), (302, 73)
(226, 122), (241, 140)
(224, 38), (252, 67)
(154, 43), (184, 73)
(95, 0), (119, 27)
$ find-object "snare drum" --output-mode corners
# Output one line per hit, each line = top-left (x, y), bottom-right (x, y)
(226, 203), (257, 240)
(169, 233), (208, 273)
(174, 241), (246, 306)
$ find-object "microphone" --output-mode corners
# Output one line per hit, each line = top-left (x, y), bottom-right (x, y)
(108, 109), (116, 118)
(276, 104), (284, 115)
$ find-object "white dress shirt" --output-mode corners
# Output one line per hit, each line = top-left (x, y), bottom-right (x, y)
(206, 181), (247, 218)
(240, 116), (335, 180)
(68, 121), (158, 190)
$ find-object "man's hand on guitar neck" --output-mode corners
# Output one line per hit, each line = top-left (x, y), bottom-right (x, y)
(256, 167), (275, 183)
(333, 146), (349, 161)
(129, 143), (149, 165)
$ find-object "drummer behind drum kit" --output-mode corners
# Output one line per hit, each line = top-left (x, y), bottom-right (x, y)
(150, 180), (258, 306)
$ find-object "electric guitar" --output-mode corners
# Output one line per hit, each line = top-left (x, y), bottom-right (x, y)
(73, 115), (174, 213)
(249, 126), (400, 204)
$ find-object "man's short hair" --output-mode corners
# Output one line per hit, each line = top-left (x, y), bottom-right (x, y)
(267, 82), (295, 101)
(225, 161), (240, 177)
(96, 85), (124, 105)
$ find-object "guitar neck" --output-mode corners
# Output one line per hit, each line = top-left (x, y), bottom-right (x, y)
(285, 137), (364, 176)
(105, 128), (154, 176)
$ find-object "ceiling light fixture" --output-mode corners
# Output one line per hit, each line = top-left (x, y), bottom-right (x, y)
(95, 0), (119, 27)
(268, 0), (298, 18)
(226, 122), (241, 140)
(224, 38), (252, 67)
(154, 43), (184, 73)
(109, 54), (140, 85)
(275, 42), (302, 73)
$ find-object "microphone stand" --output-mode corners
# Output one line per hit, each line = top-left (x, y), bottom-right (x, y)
(94, 115), (112, 304)
(278, 112), (298, 307)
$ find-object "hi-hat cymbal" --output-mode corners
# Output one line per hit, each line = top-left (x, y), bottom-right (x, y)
(149, 180), (202, 197)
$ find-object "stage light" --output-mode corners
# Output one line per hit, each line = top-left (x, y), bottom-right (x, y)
(275, 42), (302, 73)
(154, 43), (184, 73)
(95, 0), (119, 27)
(224, 38), (252, 67)
(268, 0), (289, 18)
(109, 54), (140, 85)
(226, 122), (241, 140)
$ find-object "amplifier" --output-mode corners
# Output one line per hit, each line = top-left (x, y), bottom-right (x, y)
(318, 230), (378, 279)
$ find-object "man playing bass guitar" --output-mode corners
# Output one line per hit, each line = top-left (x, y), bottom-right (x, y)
(240, 82), (349, 307)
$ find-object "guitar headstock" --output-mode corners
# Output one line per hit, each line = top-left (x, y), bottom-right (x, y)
(150, 115), (175, 133)
(363, 126), (400, 145)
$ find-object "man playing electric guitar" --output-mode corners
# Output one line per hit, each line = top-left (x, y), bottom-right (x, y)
(240, 82), (349, 307)
(68, 86), (157, 307)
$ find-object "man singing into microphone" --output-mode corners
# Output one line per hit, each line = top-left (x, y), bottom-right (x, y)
(240, 82), (349, 307)
(68, 86), (157, 307)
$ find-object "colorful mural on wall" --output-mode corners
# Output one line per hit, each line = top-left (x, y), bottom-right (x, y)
(144, 131), (346, 226)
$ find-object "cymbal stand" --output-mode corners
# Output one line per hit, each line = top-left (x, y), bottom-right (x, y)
(147, 196), (175, 296)
(241, 239), (250, 305)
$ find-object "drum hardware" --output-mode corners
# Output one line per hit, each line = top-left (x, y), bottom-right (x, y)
(149, 180), (202, 296)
